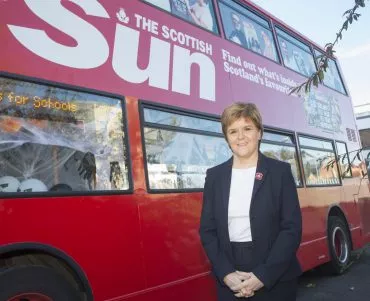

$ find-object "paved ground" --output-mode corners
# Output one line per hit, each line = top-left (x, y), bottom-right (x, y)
(297, 244), (370, 300)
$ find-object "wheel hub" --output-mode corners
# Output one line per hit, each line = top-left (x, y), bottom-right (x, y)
(332, 226), (349, 264)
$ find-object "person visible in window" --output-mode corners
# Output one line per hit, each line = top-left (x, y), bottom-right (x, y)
(280, 40), (298, 71)
(185, 0), (214, 31)
(293, 50), (310, 76)
(243, 21), (261, 54)
(229, 12), (248, 48)
(199, 102), (302, 301)
(261, 30), (275, 60)
(171, 0), (192, 21)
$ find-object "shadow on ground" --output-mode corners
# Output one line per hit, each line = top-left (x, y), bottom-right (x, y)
(297, 245), (370, 301)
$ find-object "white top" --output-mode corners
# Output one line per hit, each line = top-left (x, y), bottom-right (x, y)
(228, 167), (256, 242)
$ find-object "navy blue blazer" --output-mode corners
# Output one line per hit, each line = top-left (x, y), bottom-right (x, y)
(199, 153), (302, 290)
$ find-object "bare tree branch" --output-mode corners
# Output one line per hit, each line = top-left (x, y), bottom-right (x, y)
(289, 0), (368, 95)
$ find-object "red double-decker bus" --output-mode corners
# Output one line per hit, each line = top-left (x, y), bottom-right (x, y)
(1, 1), (370, 300)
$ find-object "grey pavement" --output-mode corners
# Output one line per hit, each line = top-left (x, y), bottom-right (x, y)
(297, 244), (370, 301)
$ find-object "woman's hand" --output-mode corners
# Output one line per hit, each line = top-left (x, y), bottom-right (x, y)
(223, 272), (244, 290)
(231, 272), (264, 298)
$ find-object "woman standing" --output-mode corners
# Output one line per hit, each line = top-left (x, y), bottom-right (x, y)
(199, 103), (302, 300)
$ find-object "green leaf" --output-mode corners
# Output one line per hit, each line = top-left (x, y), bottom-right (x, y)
(343, 9), (352, 16)
(318, 69), (324, 81)
(349, 15), (353, 23)
(313, 74), (319, 87)
(322, 58), (329, 68)
(305, 80), (311, 94)
(356, 0), (365, 7)
(343, 20), (348, 30)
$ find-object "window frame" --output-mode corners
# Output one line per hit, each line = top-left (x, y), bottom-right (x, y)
(314, 49), (347, 95)
(0, 71), (133, 198)
(141, 0), (221, 35)
(335, 140), (352, 178)
(275, 26), (317, 78)
(139, 100), (226, 193)
(297, 133), (342, 187)
(217, 0), (281, 64)
(261, 127), (303, 188)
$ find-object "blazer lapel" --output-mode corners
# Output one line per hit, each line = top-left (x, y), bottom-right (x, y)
(220, 157), (233, 216)
(219, 157), (233, 246)
(250, 153), (269, 213)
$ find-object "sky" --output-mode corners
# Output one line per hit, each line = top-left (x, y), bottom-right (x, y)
(251, 0), (370, 111)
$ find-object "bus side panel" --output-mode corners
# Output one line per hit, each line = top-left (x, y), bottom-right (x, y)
(0, 195), (145, 301)
(138, 193), (210, 288)
(357, 196), (370, 244)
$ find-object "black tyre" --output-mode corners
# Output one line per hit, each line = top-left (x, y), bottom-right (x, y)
(325, 216), (352, 275)
(0, 265), (81, 301)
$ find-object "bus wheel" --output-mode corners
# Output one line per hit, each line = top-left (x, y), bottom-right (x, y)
(0, 265), (81, 301)
(326, 216), (352, 274)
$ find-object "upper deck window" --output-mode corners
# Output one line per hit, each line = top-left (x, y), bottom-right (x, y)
(276, 28), (316, 77)
(218, 0), (279, 62)
(144, 0), (219, 33)
(314, 50), (346, 94)
(0, 77), (130, 194)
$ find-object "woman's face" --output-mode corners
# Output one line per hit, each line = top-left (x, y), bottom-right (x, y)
(226, 117), (261, 161)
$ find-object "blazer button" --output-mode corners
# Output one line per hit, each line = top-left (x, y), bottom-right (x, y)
(250, 215), (255, 220)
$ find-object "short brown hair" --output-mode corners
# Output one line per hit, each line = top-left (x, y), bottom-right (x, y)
(221, 102), (263, 137)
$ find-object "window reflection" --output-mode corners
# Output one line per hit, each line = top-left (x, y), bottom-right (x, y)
(336, 142), (351, 177)
(144, 128), (230, 189)
(144, 108), (222, 133)
(219, 1), (279, 62)
(314, 50), (346, 94)
(300, 148), (340, 186)
(144, 0), (218, 33)
(260, 143), (301, 186)
(278, 37), (316, 77)
(0, 77), (129, 193)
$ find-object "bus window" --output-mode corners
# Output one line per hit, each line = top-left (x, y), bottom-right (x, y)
(144, 0), (219, 33)
(0, 77), (130, 194)
(276, 27), (316, 77)
(142, 106), (230, 190)
(260, 131), (302, 186)
(314, 50), (346, 94)
(335, 141), (352, 178)
(299, 136), (340, 186)
(219, 0), (279, 62)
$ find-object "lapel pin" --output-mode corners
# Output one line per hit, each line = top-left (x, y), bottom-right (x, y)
(255, 172), (263, 180)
